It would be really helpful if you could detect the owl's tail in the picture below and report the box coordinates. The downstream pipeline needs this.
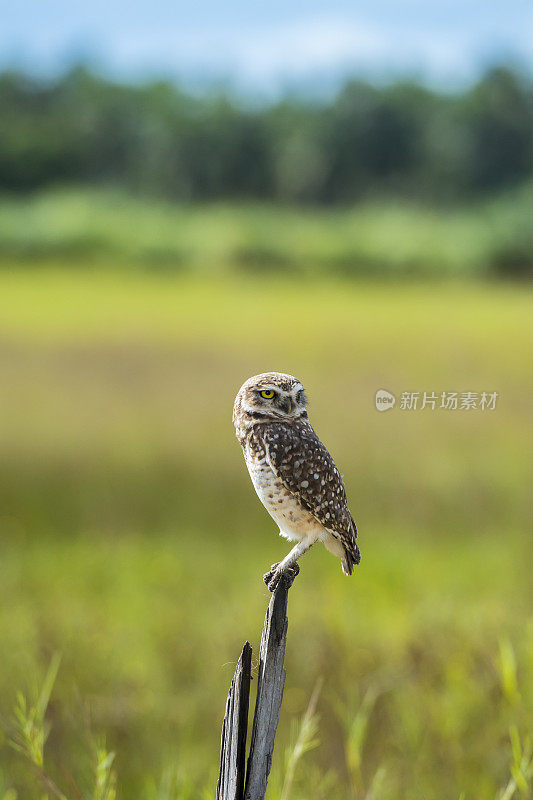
[341,517,361,576]
[341,542,361,576]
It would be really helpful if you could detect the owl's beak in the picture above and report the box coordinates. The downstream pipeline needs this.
[280,396,294,414]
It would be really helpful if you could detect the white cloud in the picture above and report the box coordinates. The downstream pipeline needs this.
[235,18,390,77]
[107,13,532,86]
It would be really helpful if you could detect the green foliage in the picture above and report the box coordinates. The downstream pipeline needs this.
[498,727,532,800]
[11,654,61,770]
[93,745,116,800]
[343,687,381,794]
[279,682,321,800]
[0,66,532,202]
[500,640,521,707]
[6,658,118,800]
[1,184,533,277]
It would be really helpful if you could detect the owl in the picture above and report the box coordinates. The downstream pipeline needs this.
[233,372,360,591]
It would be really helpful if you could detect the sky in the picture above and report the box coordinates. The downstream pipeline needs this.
[1,0,532,94]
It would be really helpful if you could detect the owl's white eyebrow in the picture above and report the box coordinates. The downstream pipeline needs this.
[255,386,302,395]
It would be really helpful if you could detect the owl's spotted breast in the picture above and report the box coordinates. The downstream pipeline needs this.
[245,438,323,542]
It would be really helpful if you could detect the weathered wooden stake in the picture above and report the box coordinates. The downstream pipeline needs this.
[216,641,252,800]
[216,574,292,800]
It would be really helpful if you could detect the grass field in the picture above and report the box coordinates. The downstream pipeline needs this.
[1,186,533,278]
[0,269,531,799]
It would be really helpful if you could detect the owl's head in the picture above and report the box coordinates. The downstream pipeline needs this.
[233,372,308,428]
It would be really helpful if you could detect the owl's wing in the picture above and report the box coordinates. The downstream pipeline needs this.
[262,422,360,572]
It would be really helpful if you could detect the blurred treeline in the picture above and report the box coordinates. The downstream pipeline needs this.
[1,64,533,203]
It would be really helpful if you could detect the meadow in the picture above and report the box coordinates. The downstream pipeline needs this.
[1,185,533,278]
[0,268,531,799]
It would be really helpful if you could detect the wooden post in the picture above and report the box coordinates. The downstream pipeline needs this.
[216,574,293,800]
[244,576,290,800]
[216,642,252,800]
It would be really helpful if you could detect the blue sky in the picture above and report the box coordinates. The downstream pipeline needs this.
[2,0,532,93]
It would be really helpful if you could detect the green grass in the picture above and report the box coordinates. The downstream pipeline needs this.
[1,186,533,277]
[0,270,531,799]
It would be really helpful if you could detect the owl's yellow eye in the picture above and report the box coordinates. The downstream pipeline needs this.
[260,389,275,399]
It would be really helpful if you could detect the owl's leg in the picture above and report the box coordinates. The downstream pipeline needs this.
[263,539,313,592]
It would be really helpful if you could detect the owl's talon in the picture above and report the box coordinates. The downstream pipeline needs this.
[263,565,280,591]
[263,562,300,592]
[284,563,300,586]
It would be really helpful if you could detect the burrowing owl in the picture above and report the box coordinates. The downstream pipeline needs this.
[233,372,360,591]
